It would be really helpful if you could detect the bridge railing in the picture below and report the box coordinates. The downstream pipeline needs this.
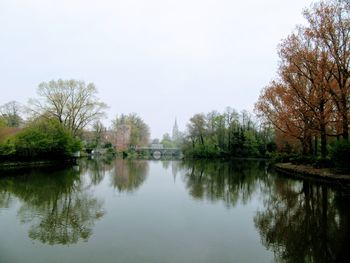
[136,147,180,151]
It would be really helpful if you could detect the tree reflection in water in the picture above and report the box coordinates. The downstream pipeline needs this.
[0,191,12,210]
[254,175,350,263]
[79,155,115,186]
[1,159,349,260]
[179,160,350,262]
[0,167,105,245]
[110,159,149,193]
[180,160,268,208]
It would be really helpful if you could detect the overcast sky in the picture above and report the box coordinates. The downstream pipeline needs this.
[0,0,309,138]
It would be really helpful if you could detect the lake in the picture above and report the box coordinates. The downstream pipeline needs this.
[0,158,349,263]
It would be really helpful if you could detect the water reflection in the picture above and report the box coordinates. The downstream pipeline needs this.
[0,191,12,209]
[179,160,268,207]
[254,176,350,262]
[179,160,350,262]
[1,158,349,262]
[79,155,115,185]
[161,160,171,170]
[110,159,149,193]
[0,167,105,245]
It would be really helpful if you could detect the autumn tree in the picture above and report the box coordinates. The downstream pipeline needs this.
[256,80,315,154]
[278,28,334,157]
[30,79,107,136]
[256,0,350,158]
[304,0,350,140]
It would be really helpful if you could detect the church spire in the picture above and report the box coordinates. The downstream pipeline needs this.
[172,118,179,142]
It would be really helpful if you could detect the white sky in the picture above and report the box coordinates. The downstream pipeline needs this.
[0,0,309,138]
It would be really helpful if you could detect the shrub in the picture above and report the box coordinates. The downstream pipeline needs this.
[184,144,219,159]
[270,152,297,163]
[330,140,350,173]
[0,139,16,158]
[14,118,81,159]
[104,142,113,148]
[290,155,314,165]
[312,157,333,169]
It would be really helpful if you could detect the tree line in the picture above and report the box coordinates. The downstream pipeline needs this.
[255,0,350,170]
[179,0,350,169]
[181,108,275,158]
[2,1,349,166]
[0,79,150,160]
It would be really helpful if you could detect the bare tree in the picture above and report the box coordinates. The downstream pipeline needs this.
[30,79,108,136]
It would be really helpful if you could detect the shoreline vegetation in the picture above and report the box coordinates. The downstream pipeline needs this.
[1,2,350,184]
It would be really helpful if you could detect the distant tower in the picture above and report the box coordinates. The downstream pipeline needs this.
[172,118,179,142]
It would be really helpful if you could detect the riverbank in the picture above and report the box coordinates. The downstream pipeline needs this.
[0,159,77,171]
[275,163,350,184]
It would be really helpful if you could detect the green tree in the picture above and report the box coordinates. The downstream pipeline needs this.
[91,120,106,148]
[14,118,81,158]
[30,79,108,136]
[183,109,271,158]
[0,101,23,127]
[187,113,207,146]
[161,133,176,148]
[112,113,150,147]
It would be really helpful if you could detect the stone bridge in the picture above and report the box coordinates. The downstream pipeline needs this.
[135,146,182,159]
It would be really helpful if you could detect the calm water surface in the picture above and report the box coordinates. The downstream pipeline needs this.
[0,158,349,263]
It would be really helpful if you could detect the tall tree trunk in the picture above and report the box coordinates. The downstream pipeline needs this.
[320,130,327,158]
[319,99,328,158]
[314,135,318,156]
[341,110,349,140]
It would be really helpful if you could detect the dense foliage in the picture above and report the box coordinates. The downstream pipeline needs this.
[330,140,350,173]
[182,108,275,158]
[0,118,81,160]
[0,79,110,161]
[255,0,350,171]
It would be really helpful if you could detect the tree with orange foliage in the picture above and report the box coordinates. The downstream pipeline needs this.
[278,29,334,157]
[304,0,350,140]
[256,0,350,158]
[256,80,315,155]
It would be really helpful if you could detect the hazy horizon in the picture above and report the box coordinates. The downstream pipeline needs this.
[0,0,308,138]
